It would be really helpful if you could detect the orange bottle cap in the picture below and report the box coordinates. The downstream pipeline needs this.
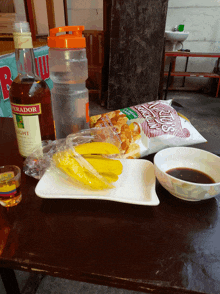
[48,26,86,48]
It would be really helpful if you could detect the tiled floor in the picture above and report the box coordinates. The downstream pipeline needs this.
[0,269,148,294]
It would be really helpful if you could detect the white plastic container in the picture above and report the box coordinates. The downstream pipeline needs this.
[48,26,89,139]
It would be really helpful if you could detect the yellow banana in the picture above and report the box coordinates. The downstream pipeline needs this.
[83,155,123,175]
[100,173,119,183]
[53,151,114,190]
[74,142,120,155]
[53,142,123,190]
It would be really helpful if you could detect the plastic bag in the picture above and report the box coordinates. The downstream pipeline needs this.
[90,99,207,158]
[23,127,123,190]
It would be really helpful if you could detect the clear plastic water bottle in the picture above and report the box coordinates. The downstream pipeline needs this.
[48,26,89,139]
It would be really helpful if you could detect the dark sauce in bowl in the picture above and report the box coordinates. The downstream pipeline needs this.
[166,168,215,184]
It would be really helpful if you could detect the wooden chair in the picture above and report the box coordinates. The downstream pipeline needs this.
[84,30,104,104]
[23,0,105,104]
[0,13,16,35]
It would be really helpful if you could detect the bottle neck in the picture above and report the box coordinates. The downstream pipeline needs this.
[15,48,37,77]
[13,31,37,78]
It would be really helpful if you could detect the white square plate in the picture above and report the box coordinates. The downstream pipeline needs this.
[35,159,159,206]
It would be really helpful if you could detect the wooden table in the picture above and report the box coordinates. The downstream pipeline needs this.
[164,51,220,99]
[1,115,220,294]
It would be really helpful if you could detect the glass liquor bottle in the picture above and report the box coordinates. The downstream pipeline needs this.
[9,21,55,158]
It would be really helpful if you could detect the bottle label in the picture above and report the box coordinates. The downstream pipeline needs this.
[11,103,41,115]
[13,32,33,49]
[0,172,17,197]
[11,103,42,157]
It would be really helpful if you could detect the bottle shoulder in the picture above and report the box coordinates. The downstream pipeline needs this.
[9,75,51,103]
[11,75,49,90]
[13,74,47,84]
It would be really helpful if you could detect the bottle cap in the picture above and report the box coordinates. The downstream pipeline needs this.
[48,26,86,48]
[14,21,30,33]
[13,21,33,49]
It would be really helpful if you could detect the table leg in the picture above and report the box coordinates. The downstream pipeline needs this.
[0,267,21,294]
[217,57,220,70]
[182,56,189,87]
[215,58,220,98]
[216,77,220,97]
[164,61,172,100]
[169,57,176,87]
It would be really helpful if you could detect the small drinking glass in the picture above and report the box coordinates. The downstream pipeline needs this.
[0,165,22,207]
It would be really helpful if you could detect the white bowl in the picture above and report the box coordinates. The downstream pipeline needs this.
[154,147,220,201]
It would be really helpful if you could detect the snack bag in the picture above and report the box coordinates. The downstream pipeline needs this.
[90,100,207,158]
